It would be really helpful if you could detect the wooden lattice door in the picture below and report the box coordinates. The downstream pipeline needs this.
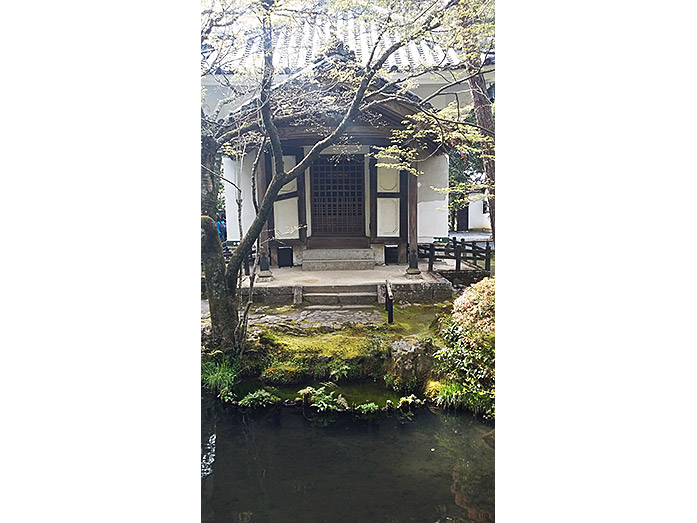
[310,155,365,237]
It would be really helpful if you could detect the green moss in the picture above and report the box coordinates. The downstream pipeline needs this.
[257,330,280,347]
[261,362,307,384]
[272,330,368,358]
[386,302,451,338]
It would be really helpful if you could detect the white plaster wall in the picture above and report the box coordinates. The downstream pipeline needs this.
[377,159,400,192]
[273,155,300,239]
[410,69,494,110]
[274,197,300,239]
[377,157,400,237]
[279,156,297,194]
[417,154,449,242]
[377,198,400,236]
[468,195,491,230]
[222,153,256,241]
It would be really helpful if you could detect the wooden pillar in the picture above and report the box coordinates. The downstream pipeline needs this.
[408,172,418,255]
[399,170,408,263]
[296,151,307,244]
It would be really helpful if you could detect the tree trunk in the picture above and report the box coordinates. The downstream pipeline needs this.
[201,216,238,350]
[465,55,495,239]
[201,135,220,220]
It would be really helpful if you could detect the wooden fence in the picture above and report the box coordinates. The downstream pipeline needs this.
[418,238,493,273]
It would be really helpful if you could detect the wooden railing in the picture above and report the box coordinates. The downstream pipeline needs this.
[418,238,493,273]
[224,241,257,275]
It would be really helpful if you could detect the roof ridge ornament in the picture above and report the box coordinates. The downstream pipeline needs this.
[316,35,356,63]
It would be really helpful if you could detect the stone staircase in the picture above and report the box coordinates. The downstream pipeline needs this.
[302,284,377,305]
[302,248,375,271]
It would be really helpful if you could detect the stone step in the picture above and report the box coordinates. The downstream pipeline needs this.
[302,259,375,271]
[302,248,375,261]
[304,304,377,310]
[303,292,377,305]
[304,284,377,294]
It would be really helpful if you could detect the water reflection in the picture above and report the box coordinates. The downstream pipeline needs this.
[201,434,216,478]
[202,401,494,522]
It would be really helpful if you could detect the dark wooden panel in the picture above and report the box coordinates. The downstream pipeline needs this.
[310,155,365,237]
[369,151,377,240]
[275,191,298,202]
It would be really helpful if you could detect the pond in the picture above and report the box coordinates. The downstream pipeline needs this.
[202,394,495,523]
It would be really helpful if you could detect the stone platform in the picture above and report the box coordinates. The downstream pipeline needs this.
[237,259,460,304]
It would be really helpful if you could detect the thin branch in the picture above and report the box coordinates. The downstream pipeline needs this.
[201,163,241,191]
[421,67,494,104]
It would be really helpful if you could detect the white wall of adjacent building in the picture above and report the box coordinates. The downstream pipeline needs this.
[417,154,449,242]
[468,195,491,230]
[222,154,256,242]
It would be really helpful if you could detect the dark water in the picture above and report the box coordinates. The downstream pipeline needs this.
[202,393,494,523]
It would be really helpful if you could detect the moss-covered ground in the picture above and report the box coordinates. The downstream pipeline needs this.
[239,302,450,389]
[203,300,454,405]
[256,301,451,351]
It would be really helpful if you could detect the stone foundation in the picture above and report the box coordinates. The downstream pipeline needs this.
[437,269,489,288]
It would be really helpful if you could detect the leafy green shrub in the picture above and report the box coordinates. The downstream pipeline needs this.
[355,402,379,415]
[238,389,281,409]
[219,387,236,403]
[298,385,317,405]
[434,277,495,418]
[452,277,495,328]
[297,385,348,412]
[328,361,351,381]
[434,382,495,419]
[201,356,241,395]
[328,359,364,381]
[261,362,307,384]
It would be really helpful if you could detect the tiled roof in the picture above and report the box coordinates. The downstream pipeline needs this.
[219,14,464,73]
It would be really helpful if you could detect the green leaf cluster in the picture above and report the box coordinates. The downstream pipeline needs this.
[238,389,281,409]
[434,277,495,418]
